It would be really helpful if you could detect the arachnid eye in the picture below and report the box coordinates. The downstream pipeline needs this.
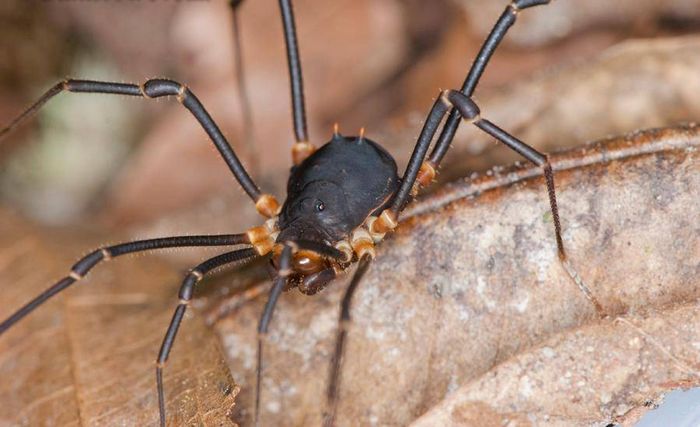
[315,200,325,212]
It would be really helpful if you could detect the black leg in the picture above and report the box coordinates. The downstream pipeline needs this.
[384,88,565,259]
[443,90,565,259]
[0,79,282,216]
[278,0,308,144]
[390,0,553,214]
[0,234,250,336]
[228,0,312,165]
[323,254,372,427]
[156,247,258,427]
[389,96,451,213]
[383,0,564,259]
[255,244,293,427]
[429,0,551,165]
[0,82,64,141]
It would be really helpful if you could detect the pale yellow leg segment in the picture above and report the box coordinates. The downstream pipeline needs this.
[255,194,281,218]
[411,161,437,196]
[247,218,279,256]
[368,210,398,236]
[350,228,375,259]
[292,142,316,165]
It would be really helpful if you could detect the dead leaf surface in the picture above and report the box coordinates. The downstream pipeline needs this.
[0,210,238,426]
[412,301,700,426]
[209,125,699,426]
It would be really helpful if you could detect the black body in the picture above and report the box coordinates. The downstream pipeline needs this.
[277,135,399,244]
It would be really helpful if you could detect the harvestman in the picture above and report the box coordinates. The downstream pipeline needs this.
[0,0,569,425]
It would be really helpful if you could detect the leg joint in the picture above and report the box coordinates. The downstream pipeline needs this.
[291,142,316,165]
[142,79,184,99]
[255,194,281,218]
[176,85,187,103]
[446,90,481,123]
[351,229,376,260]
[411,161,437,196]
[513,0,550,11]
[368,210,398,235]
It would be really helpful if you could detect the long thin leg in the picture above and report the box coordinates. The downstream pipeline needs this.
[278,0,308,144]
[255,244,293,427]
[0,79,280,217]
[387,0,553,217]
[380,88,565,260]
[0,234,249,335]
[0,82,64,141]
[323,254,372,427]
[156,247,258,427]
[277,0,318,164]
[429,0,551,165]
[389,96,451,213]
[224,0,313,164]
[443,90,564,258]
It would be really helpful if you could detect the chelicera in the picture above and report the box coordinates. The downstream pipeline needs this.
[0,0,567,425]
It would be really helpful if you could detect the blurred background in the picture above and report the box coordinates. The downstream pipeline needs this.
[1,0,700,251]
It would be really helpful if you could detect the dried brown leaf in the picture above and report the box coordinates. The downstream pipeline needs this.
[0,210,238,426]
[210,125,699,426]
[412,302,700,426]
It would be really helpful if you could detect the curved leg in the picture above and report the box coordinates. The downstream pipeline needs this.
[383,89,565,259]
[379,2,563,259]
[429,0,551,165]
[323,254,372,427]
[0,234,250,336]
[0,79,280,217]
[156,247,258,427]
[440,90,564,259]
[379,0,554,224]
